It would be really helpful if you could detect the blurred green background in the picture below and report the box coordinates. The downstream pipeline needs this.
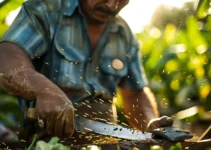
[0,0,211,135]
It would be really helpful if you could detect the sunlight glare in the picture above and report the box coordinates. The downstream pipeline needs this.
[120,0,195,33]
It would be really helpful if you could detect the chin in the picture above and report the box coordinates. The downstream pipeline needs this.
[93,16,113,24]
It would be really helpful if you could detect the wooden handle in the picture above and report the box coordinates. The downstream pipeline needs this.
[27,108,38,120]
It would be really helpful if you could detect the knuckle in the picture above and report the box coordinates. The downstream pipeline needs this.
[64,129,74,138]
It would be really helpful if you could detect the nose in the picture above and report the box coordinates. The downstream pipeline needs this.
[105,0,119,11]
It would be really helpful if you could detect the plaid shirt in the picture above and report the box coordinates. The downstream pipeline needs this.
[1,0,148,104]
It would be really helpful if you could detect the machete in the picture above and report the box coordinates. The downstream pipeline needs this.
[74,116,152,140]
[27,108,193,141]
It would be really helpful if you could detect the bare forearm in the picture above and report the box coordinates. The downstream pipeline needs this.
[0,42,60,101]
[119,87,159,131]
[0,68,60,100]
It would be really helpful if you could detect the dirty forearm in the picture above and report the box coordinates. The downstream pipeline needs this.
[0,42,60,101]
[120,87,159,131]
[0,68,60,101]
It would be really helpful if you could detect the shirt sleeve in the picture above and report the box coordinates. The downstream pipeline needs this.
[1,1,50,59]
[118,38,149,90]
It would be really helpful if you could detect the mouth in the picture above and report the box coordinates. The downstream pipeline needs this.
[95,10,112,17]
[95,6,117,16]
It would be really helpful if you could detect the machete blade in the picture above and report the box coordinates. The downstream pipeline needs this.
[74,116,152,140]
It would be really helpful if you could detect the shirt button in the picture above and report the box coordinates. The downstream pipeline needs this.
[112,59,124,70]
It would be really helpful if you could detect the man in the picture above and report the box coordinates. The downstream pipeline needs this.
[0,0,173,143]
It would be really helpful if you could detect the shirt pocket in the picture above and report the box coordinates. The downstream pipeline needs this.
[55,42,86,62]
[99,57,128,77]
[53,41,86,88]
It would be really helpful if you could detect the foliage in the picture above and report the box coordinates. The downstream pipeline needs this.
[169,143,182,150]
[26,135,103,150]
[0,0,23,37]
[150,2,195,30]
[150,143,182,150]
[196,0,210,19]
[150,145,164,150]
[134,0,211,121]
[0,90,21,125]
[27,136,70,150]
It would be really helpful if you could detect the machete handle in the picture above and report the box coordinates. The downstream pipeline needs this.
[27,108,38,121]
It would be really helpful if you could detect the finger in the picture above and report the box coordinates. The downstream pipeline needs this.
[146,120,160,132]
[36,113,46,129]
[54,116,65,138]
[46,115,55,135]
[64,117,74,138]
[159,116,173,127]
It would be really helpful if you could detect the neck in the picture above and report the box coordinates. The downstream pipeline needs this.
[87,22,106,31]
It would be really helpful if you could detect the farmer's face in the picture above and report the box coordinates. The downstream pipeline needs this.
[79,0,129,24]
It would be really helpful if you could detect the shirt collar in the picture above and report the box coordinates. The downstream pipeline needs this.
[108,15,127,33]
[63,0,79,16]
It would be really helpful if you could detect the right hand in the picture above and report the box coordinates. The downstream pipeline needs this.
[35,88,75,139]
[145,116,173,132]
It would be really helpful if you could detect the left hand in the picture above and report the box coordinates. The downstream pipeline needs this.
[145,116,173,132]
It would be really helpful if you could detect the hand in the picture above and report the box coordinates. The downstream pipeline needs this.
[35,88,75,139]
[145,116,173,132]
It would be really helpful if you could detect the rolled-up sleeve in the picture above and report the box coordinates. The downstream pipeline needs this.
[118,40,148,90]
[1,1,50,59]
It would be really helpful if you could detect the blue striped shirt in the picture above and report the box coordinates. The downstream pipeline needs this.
[1,0,148,104]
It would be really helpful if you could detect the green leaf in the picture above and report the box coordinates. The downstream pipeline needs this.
[186,16,208,51]
[27,134,38,150]
[169,143,182,150]
[196,0,210,19]
[35,141,53,150]
[52,144,70,150]
[48,137,60,145]
[0,0,24,22]
[150,145,164,150]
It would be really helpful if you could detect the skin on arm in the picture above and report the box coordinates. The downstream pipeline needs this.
[0,42,75,138]
[119,86,173,132]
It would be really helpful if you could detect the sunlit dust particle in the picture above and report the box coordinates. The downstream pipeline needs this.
[108,100,112,103]
[20,140,26,142]
[121,122,129,126]
[87,105,91,108]
[98,111,103,114]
